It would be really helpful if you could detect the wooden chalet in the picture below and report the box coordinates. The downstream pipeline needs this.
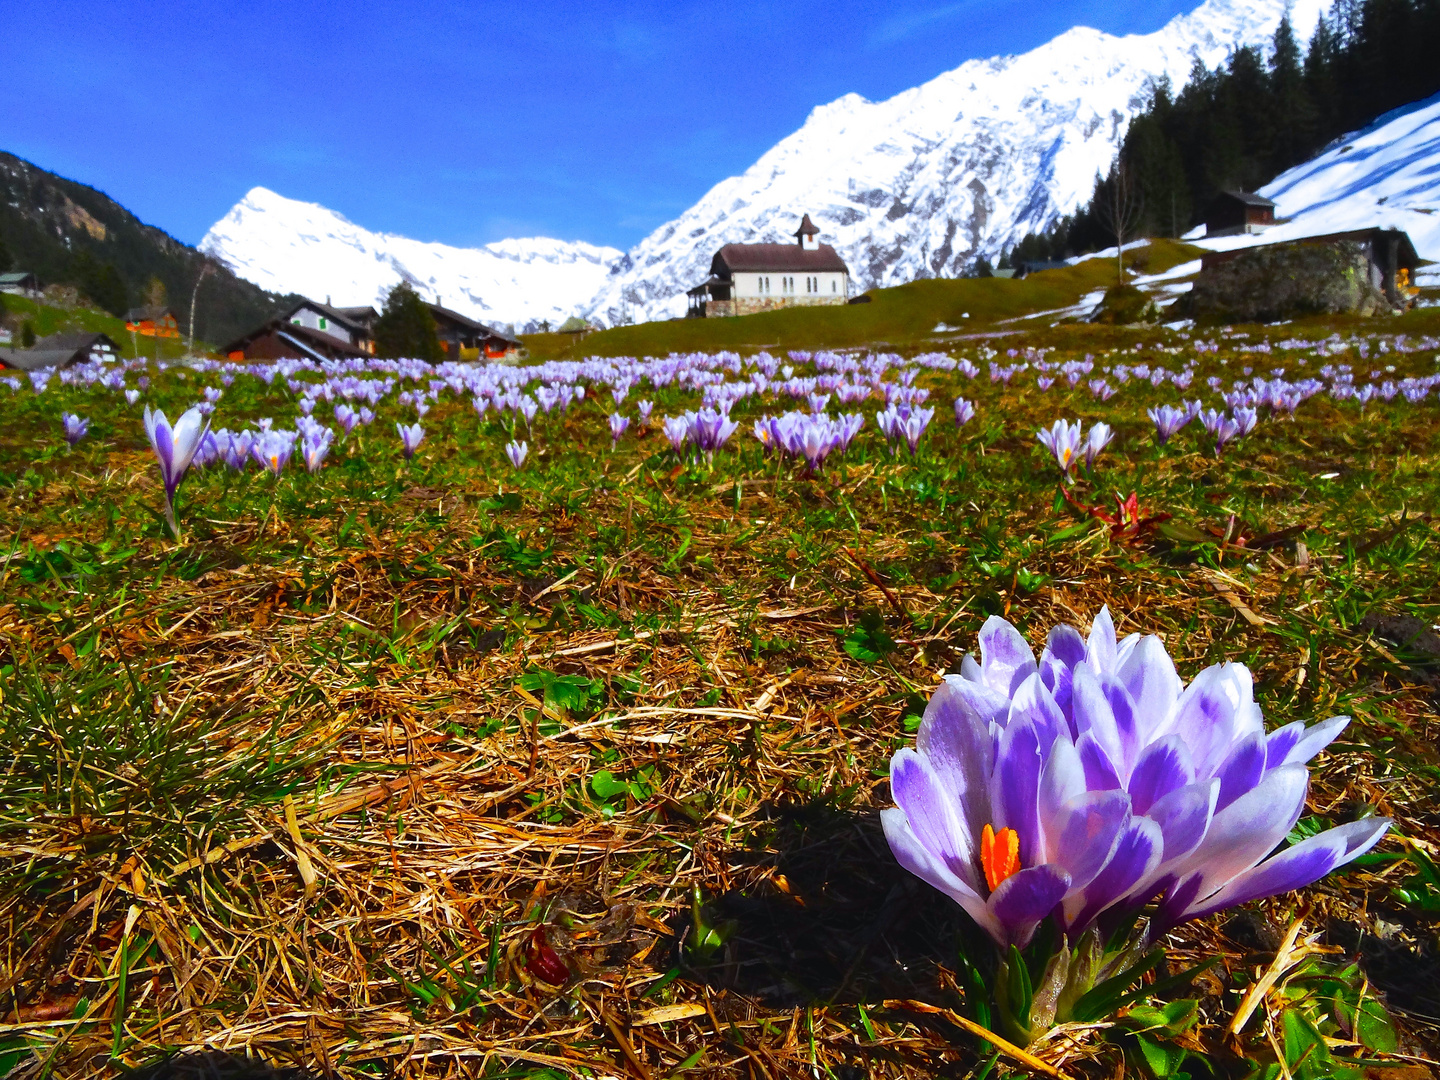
[427,302,522,362]
[221,317,373,363]
[0,271,41,297]
[281,298,376,354]
[1204,191,1277,238]
[0,331,119,371]
[125,306,181,338]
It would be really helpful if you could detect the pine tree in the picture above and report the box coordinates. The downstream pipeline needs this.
[374,282,443,362]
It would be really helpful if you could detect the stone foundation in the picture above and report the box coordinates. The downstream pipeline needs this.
[703,296,846,318]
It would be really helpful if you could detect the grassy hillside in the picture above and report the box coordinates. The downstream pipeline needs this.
[2,294,204,361]
[0,151,300,345]
[522,240,1201,359]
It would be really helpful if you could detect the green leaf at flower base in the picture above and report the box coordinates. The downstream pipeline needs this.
[1353,997,1398,1053]
[842,610,896,663]
[1282,1007,1336,1079]
[1132,1032,1192,1078]
[1124,999,1200,1037]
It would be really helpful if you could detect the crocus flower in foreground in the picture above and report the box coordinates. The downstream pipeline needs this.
[144,405,209,538]
[1036,419,1083,477]
[505,440,528,469]
[397,422,425,461]
[884,608,1388,1035]
[953,397,975,428]
[663,415,690,456]
[61,413,89,446]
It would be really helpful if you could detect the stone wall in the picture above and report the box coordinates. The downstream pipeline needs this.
[704,296,846,318]
[1181,241,1392,323]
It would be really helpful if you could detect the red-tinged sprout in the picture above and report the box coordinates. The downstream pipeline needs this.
[524,926,569,985]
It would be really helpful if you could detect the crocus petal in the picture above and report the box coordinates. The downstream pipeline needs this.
[1118,635,1183,743]
[1167,662,1259,777]
[1049,789,1131,891]
[994,718,1045,866]
[890,749,977,885]
[1037,735,1085,856]
[1086,606,1118,674]
[1063,816,1163,934]
[978,616,1038,696]
[1127,736,1195,815]
[1147,779,1219,865]
[881,809,1002,943]
[1181,817,1390,923]
[1007,673,1066,753]
[917,681,995,852]
[1076,731,1121,791]
[1165,765,1309,906]
[989,864,1071,945]
[1270,715,1349,770]
[170,406,208,475]
[1214,733,1267,812]
[1072,665,1137,781]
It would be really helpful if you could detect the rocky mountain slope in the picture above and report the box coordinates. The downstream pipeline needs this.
[0,152,294,344]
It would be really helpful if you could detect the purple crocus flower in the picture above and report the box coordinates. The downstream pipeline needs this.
[143,405,209,538]
[396,421,425,461]
[884,607,1388,960]
[900,405,934,455]
[301,428,333,473]
[1200,408,1242,457]
[1147,404,1191,445]
[334,404,360,435]
[637,400,654,426]
[125,389,141,406]
[505,440,528,469]
[1082,422,1113,470]
[61,413,89,446]
[608,412,630,446]
[251,429,297,476]
[1036,419,1083,477]
[663,415,690,455]
[953,397,975,427]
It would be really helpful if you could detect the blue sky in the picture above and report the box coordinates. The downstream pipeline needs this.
[6,0,1199,251]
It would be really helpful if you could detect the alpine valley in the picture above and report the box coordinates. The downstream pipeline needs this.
[204,0,1347,329]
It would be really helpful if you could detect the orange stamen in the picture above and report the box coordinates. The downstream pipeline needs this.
[980,823,1021,892]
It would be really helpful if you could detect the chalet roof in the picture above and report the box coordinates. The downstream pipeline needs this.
[1214,190,1277,208]
[793,214,820,237]
[0,272,37,286]
[125,305,178,322]
[333,305,379,325]
[284,298,372,337]
[712,243,849,275]
[687,275,728,296]
[427,302,521,346]
[0,348,85,371]
[221,317,372,361]
[35,331,117,353]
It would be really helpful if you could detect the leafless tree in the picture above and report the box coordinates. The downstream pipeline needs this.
[187,259,217,356]
[1094,159,1145,284]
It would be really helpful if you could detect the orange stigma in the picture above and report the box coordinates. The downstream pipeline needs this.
[980,824,1021,892]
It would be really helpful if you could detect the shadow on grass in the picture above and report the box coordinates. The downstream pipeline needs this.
[691,800,972,1009]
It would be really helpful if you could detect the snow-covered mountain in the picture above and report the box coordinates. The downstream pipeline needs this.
[201,187,622,330]
[585,0,1333,324]
[207,0,1336,328]
[1191,89,1440,260]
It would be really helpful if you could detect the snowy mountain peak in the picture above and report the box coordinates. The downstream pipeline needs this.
[201,186,622,330]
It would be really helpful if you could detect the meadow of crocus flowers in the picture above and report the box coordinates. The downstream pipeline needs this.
[1,321,1438,1079]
